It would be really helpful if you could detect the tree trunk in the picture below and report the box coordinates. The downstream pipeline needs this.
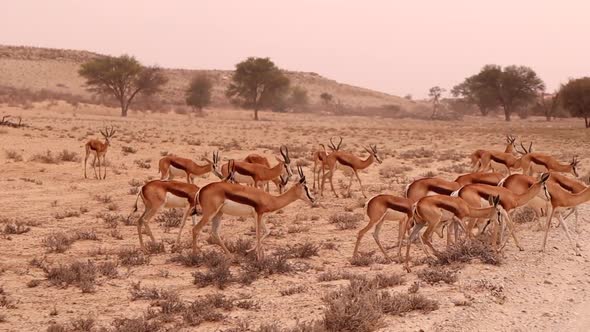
[503,106,511,121]
[120,98,128,117]
[585,116,589,128]
[254,108,259,121]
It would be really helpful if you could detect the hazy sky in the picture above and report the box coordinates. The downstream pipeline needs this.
[2,0,589,97]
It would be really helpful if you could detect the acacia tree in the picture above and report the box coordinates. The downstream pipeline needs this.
[453,65,544,121]
[79,55,167,117]
[451,74,500,116]
[289,86,309,109]
[428,86,445,119]
[320,92,333,105]
[536,91,560,121]
[225,57,290,120]
[559,77,590,128]
[186,74,213,113]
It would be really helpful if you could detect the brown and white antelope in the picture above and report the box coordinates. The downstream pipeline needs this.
[84,126,116,180]
[520,153,580,177]
[312,136,342,191]
[353,194,413,261]
[477,142,532,175]
[541,180,590,256]
[191,166,315,260]
[470,135,517,172]
[454,172,505,187]
[129,160,236,251]
[405,195,503,272]
[158,152,221,184]
[218,146,293,192]
[499,172,587,230]
[453,173,550,251]
[321,144,382,198]
[243,153,282,192]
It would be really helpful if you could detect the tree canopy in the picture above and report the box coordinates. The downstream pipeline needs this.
[452,65,544,121]
[185,74,213,113]
[559,77,590,128]
[225,57,290,120]
[78,55,167,117]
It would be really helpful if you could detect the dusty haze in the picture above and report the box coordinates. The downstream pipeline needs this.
[2,1,589,98]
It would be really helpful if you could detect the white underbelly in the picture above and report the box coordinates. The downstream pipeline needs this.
[168,165,188,179]
[221,200,256,217]
[164,192,188,208]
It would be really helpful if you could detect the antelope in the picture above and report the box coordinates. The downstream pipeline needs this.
[405,178,460,202]
[190,166,315,260]
[321,144,383,198]
[405,172,505,203]
[470,135,517,172]
[541,180,590,256]
[404,195,503,272]
[453,173,551,251]
[84,126,116,180]
[477,142,532,175]
[218,146,293,191]
[353,194,413,261]
[128,160,236,251]
[158,152,221,184]
[243,153,282,192]
[520,153,580,177]
[454,172,505,187]
[500,173,586,230]
[312,137,342,191]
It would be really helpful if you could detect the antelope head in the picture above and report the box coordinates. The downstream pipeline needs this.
[516,142,533,155]
[364,144,382,164]
[99,126,116,145]
[279,145,294,179]
[506,134,517,149]
[286,166,315,205]
[328,136,343,151]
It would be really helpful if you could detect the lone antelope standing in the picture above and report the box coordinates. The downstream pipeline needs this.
[158,152,221,184]
[321,144,382,198]
[312,137,342,191]
[470,135,517,172]
[191,166,315,260]
[84,126,116,180]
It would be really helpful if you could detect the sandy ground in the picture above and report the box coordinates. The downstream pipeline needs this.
[1,105,589,331]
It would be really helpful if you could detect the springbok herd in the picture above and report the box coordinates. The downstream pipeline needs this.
[84,129,588,272]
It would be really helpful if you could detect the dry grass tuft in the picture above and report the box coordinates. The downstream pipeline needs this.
[192,260,232,290]
[275,241,320,259]
[154,208,183,228]
[380,291,439,315]
[329,212,363,230]
[117,247,151,266]
[5,149,23,162]
[434,240,501,266]
[512,206,536,224]
[417,266,458,284]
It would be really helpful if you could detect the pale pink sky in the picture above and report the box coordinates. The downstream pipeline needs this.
[1,0,589,98]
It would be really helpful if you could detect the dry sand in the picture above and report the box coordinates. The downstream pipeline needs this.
[1,104,589,331]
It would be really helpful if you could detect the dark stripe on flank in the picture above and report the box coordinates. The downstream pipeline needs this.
[168,187,191,200]
[225,192,259,210]
[490,154,507,164]
[234,164,257,177]
[436,201,461,216]
[530,156,548,167]
[336,157,354,168]
[386,201,411,214]
[427,185,454,195]
[170,159,187,172]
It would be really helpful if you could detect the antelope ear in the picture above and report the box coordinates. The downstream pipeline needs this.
[540,172,550,182]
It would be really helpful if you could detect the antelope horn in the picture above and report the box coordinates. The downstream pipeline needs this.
[527,142,532,153]
[336,136,343,150]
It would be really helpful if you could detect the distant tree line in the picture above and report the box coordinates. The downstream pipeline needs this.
[77,55,590,126]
